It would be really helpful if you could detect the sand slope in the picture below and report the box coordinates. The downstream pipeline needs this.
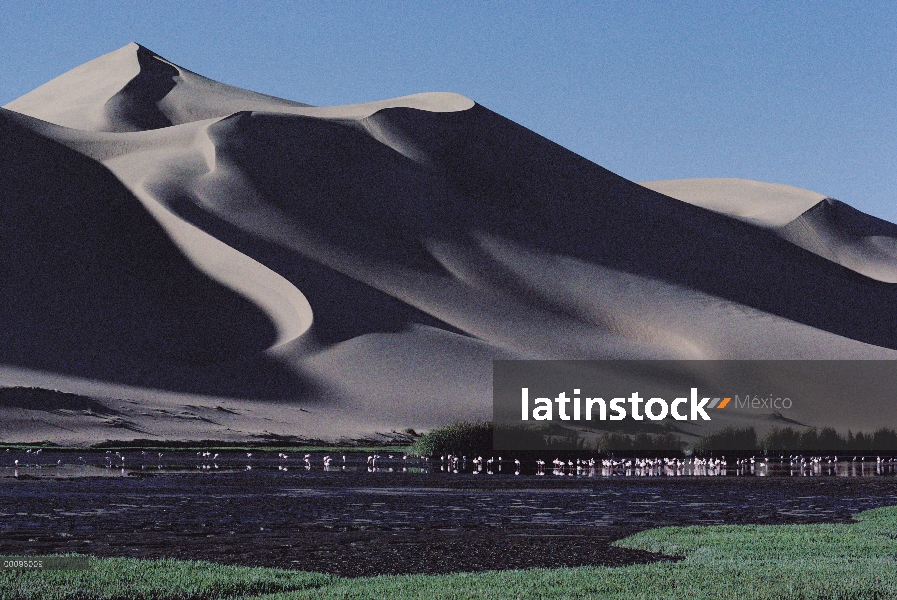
[4,43,310,132]
[643,178,897,283]
[1,44,896,444]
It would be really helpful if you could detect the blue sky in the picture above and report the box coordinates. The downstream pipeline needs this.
[2,1,895,221]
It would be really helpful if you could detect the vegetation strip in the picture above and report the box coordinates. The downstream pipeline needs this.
[4,506,897,599]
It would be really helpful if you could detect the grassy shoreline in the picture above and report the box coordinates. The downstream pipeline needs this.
[3,506,897,599]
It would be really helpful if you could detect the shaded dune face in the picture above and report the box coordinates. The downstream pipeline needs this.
[206,112,456,275]
[198,106,897,352]
[156,201,465,346]
[104,45,178,131]
[640,178,897,285]
[0,112,304,397]
[779,199,897,284]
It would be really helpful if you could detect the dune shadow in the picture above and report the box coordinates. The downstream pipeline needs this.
[0,110,307,399]
[103,45,177,132]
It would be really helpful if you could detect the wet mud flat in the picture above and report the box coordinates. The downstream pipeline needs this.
[1,469,896,577]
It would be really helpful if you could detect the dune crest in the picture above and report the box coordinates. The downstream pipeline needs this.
[4,43,310,132]
[643,178,897,283]
[4,43,474,133]
[639,178,826,227]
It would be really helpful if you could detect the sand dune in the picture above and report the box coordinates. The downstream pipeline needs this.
[1,43,896,444]
[4,43,310,132]
[0,109,307,398]
[643,178,897,283]
[639,178,826,227]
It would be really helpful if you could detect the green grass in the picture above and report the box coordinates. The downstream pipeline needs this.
[5,507,897,599]
[0,557,334,600]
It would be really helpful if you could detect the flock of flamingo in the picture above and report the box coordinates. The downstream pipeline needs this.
[3,448,897,477]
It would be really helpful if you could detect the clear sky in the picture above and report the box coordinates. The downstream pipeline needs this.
[2,1,895,221]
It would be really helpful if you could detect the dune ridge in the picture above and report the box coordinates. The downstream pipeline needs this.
[4,43,311,132]
[643,178,897,283]
[1,44,895,444]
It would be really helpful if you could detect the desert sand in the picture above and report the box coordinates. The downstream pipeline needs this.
[2,43,896,444]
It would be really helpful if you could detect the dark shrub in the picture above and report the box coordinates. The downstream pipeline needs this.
[410,421,493,457]
[692,426,757,456]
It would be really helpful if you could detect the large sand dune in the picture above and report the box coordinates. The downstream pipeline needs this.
[2,44,895,444]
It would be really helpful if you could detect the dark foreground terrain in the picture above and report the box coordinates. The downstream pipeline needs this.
[1,454,895,577]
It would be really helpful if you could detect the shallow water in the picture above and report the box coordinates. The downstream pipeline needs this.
[0,452,895,531]
[2,451,896,575]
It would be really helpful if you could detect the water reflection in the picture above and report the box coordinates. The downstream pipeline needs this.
[1,449,896,479]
